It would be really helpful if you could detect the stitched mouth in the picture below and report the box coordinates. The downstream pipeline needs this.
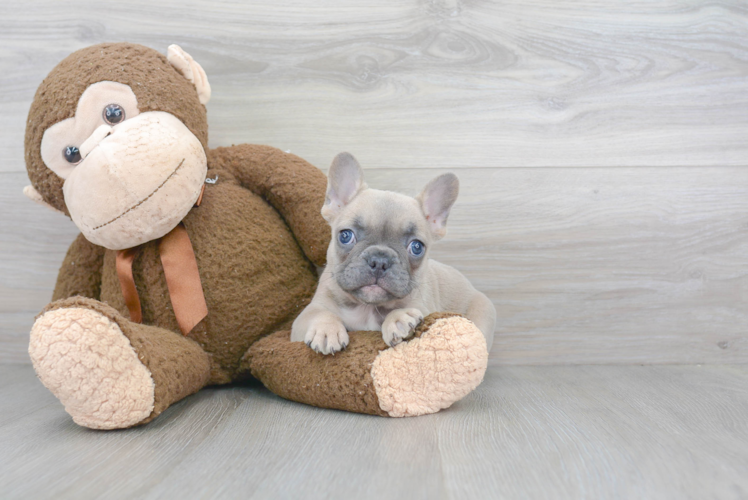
[92,158,185,231]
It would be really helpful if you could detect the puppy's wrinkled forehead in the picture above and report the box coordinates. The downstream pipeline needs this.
[336,189,428,240]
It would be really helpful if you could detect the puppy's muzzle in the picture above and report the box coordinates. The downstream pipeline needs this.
[362,246,397,279]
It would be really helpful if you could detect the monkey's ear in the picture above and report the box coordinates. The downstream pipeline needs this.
[167,44,211,105]
[23,185,65,216]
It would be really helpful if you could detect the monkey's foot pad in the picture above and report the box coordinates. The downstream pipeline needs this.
[371,314,488,417]
[247,312,488,417]
[29,307,155,429]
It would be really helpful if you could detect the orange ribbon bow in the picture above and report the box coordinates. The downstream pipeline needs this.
[115,185,208,335]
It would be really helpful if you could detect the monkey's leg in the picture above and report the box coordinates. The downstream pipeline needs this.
[29,297,211,429]
[243,313,488,417]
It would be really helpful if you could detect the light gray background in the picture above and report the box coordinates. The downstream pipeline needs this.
[1,1,747,498]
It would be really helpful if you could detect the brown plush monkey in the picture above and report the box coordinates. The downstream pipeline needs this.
[25,43,488,429]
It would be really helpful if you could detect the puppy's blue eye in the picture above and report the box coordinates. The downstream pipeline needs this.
[339,229,355,245]
[409,240,425,256]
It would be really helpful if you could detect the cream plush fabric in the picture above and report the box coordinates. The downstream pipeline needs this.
[371,316,488,417]
[29,307,156,429]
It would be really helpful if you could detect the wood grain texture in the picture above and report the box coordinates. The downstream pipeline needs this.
[0,172,79,364]
[4,3,748,498]
[2,0,748,364]
[1,362,747,499]
[1,0,748,172]
[3,166,747,364]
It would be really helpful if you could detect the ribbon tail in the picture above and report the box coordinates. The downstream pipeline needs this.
[116,247,143,323]
[159,223,208,335]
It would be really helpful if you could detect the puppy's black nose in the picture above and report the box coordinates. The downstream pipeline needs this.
[366,253,391,278]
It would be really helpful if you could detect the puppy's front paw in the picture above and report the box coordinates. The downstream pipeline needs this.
[382,308,424,347]
[304,319,349,355]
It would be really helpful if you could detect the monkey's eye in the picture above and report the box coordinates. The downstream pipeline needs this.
[103,104,125,125]
[63,146,82,164]
[338,229,355,245]
[408,240,425,256]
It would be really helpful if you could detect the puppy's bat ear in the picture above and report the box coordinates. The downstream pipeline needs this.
[321,152,367,222]
[417,173,459,240]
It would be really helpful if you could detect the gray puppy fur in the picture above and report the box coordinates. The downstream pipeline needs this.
[291,152,496,355]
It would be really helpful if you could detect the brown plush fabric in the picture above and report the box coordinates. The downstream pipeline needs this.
[52,233,106,301]
[25,42,209,214]
[41,296,212,425]
[25,43,329,389]
[93,161,322,384]
[243,313,465,416]
[208,145,329,267]
[245,329,389,416]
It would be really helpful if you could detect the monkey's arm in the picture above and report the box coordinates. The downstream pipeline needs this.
[52,233,106,301]
[207,145,329,267]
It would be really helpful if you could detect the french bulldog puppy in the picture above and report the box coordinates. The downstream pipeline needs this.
[291,152,496,355]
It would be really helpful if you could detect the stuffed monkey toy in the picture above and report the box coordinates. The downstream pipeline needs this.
[24,43,488,429]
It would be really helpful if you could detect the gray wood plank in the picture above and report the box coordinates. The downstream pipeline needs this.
[3,167,747,364]
[2,1,748,364]
[1,363,746,499]
[0,171,79,364]
[2,0,748,173]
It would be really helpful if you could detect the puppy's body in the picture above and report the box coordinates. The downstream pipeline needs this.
[291,155,496,354]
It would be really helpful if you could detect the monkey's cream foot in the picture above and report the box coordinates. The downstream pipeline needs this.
[304,318,349,355]
[246,312,488,417]
[29,297,212,429]
[381,308,424,347]
[371,313,488,416]
[29,306,155,429]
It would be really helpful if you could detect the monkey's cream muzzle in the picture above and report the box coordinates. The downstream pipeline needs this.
[63,111,207,250]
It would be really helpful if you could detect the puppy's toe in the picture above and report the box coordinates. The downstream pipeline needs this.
[403,308,424,326]
[388,322,411,347]
[305,323,349,355]
[382,308,424,347]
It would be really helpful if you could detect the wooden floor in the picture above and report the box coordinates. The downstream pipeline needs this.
[1,362,746,499]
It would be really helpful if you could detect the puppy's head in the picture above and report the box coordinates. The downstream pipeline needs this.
[322,152,459,305]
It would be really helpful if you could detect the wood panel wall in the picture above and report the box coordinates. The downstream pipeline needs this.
[1,0,747,364]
